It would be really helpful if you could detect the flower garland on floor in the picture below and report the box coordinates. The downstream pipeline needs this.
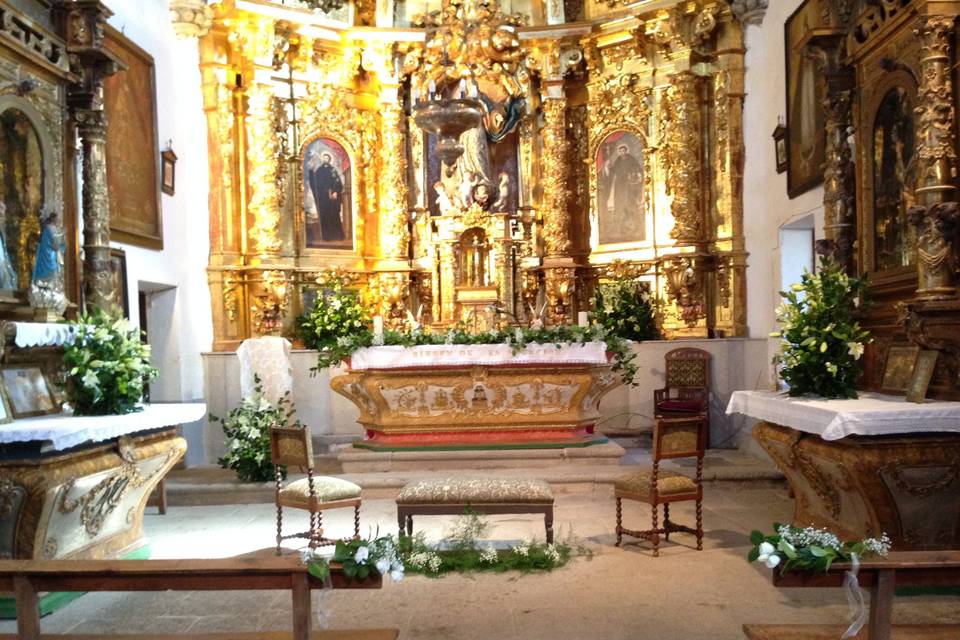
[771,257,870,399]
[303,512,588,581]
[748,523,890,573]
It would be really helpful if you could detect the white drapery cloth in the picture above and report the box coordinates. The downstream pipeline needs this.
[726,390,960,440]
[236,336,294,405]
[348,341,609,370]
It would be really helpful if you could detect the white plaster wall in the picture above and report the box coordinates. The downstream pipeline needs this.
[741,0,824,342]
[100,1,213,465]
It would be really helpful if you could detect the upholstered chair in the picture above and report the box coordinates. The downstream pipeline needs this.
[614,415,706,556]
[654,347,711,441]
[270,426,361,553]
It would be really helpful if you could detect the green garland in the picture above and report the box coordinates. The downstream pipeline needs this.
[748,522,890,574]
[307,324,638,387]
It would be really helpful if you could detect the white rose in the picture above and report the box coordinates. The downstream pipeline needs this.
[758,542,775,556]
[390,565,405,582]
[375,557,391,575]
[353,546,369,564]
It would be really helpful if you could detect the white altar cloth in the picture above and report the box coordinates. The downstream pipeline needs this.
[0,402,206,451]
[10,322,76,348]
[726,390,960,440]
[349,341,608,370]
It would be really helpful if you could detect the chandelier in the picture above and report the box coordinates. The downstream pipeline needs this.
[410,0,489,167]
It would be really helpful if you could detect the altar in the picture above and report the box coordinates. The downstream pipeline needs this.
[0,403,203,561]
[727,391,960,550]
[331,342,618,450]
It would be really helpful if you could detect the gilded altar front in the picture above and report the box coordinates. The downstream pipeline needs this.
[201,0,750,350]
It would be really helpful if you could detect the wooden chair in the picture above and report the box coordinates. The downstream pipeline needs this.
[614,415,705,556]
[654,347,711,441]
[270,426,362,553]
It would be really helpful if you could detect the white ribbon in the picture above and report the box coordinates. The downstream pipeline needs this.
[841,552,868,639]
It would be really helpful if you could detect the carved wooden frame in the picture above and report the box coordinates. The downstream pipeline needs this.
[297,132,359,255]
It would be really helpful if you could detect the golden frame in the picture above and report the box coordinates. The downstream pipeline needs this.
[906,350,938,403]
[298,133,357,254]
[881,343,921,395]
[0,366,57,418]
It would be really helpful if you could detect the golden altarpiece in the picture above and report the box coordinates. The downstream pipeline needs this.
[202,0,750,351]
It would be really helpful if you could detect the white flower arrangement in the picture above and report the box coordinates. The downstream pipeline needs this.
[749,523,890,574]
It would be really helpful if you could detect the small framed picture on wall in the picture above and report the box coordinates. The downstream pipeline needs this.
[161,148,177,196]
[773,122,787,174]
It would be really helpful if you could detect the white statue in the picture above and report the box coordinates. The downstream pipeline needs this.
[492,172,510,211]
[434,181,455,215]
[0,203,17,290]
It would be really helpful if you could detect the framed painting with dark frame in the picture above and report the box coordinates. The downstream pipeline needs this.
[772,122,787,174]
[906,350,938,403]
[0,367,57,418]
[108,248,130,318]
[103,25,163,249]
[161,148,177,196]
[784,0,826,198]
[880,343,920,395]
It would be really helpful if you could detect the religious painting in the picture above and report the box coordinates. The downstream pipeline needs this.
[103,26,163,249]
[0,107,43,292]
[0,367,56,418]
[785,0,826,198]
[871,86,917,272]
[881,343,920,395]
[161,148,177,196]
[596,130,645,245]
[303,136,353,249]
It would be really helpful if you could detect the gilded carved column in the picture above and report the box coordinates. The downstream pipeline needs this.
[663,72,703,245]
[910,15,959,300]
[379,102,410,261]
[245,84,282,256]
[540,96,575,324]
[75,110,116,312]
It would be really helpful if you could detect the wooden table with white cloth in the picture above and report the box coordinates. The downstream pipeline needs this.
[727,390,960,550]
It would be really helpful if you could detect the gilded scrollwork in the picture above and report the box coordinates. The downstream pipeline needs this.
[246,84,282,255]
[660,73,702,243]
[541,98,571,259]
[379,103,411,261]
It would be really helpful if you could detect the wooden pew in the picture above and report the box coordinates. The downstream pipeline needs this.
[0,556,399,640]
[743,550,960,640]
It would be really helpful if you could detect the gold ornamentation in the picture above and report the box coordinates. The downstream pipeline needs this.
[371,271,409,329]
[222,270,239,323]
[661,73,702,243]
[544,267,575,325]
[246,85,282,255]
[663,254,707,327]
[379,103,410,260]
[541,98,570,259]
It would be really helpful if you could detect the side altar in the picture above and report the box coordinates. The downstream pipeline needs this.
[727,391,960,551]
[331,342,618,450]
[0,403,204,561]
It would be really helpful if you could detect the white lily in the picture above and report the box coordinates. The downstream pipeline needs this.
[353,546,370,564]
[756,541,780,569]
[81,369,99,390]
[764,554,781,569]
[847,342,864,360]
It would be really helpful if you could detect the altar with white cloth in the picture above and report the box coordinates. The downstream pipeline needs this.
[727,390,960,550]
[0,403,204,561]
[331,342,618,450]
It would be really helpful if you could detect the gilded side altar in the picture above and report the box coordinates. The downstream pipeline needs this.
[200,0,749,349]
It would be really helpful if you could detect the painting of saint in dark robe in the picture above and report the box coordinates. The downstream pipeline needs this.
[597,131,645,245]
[303,137,352,249]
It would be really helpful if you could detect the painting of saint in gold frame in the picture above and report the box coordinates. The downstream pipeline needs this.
[303,136,352,250]
[784,0,825,198]
[596,130,645,245]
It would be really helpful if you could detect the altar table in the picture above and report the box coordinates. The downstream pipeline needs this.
[727,391,960,550]
[0,403,204,561]
[332,342,618,450]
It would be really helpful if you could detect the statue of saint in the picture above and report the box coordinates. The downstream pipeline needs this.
[307,151,345,242]
[29,209,67,313]
[0,202,18,290]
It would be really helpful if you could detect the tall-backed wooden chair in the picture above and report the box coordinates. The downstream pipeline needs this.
[270,426,362,553]
[654,347,710,441]
[614,415,706,556]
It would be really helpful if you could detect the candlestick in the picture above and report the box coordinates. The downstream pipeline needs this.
[577,311,589,327]
[373,315,384,346]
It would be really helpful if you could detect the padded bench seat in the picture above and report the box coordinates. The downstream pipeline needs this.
[396,477,555,543]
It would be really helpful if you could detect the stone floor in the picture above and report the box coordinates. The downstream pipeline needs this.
[3,483,957,639]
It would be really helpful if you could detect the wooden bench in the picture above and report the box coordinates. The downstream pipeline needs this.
[744,550,960,640]
[0,555,399,640]
[396,477,554,543]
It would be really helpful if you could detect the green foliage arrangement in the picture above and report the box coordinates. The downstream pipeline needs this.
[303,533,403,583]
[297,274,369,351]
[210,375,297,483]
[773,257,870,398]
[397,511,588,576]
[590,279,661,342]
[748,523,890,574]
[62,307,158,416]
[309,324,639,387]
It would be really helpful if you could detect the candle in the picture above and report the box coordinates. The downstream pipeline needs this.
[577,311,589,327]
[373,315,384,345]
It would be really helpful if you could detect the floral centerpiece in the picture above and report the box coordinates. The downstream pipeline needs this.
[303,534,404,583]
[62,307,158,416]
[749,523,891,574]
[772,257,870,398]
[297,274,369,353]
[210,375,300,483]
[590,278,661,342]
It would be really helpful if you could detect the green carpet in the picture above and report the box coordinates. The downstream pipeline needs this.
[353,437,609,452]
[0,544,152,619]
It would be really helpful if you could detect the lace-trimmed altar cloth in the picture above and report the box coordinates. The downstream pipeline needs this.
[0,403,206,451]
[236,336,293,405]
[726,390,960,440]
[7,322,76,348]
[348,341,608,370]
